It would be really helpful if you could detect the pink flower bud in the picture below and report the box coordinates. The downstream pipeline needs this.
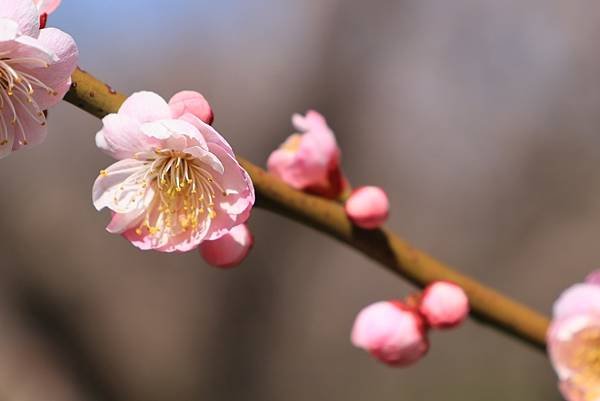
[419,281,469,329]
[267,111,346,199]
[169,90,214,125]
[344,186,389,229]
[199,224,254,268]
[351,301,429,366]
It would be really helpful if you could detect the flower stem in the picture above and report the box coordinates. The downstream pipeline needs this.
[64,67,550,351]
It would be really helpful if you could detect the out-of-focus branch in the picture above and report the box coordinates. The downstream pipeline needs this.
[63,68,550,351]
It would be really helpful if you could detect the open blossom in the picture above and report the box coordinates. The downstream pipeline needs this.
[199,223,253,268]
[267,110,346,199]
[351,301,429,366]
[344,186,389,229]
[0,0,78,158]
[548,271,600,401]
[93,91,254,252]
[419,281,469,329]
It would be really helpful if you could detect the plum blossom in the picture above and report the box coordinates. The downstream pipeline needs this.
[344,186,390,229]
[199,223,253,268]
[267,110,347,199]
[351,301,429,366]
[0,0,78,158]
[93,91,254,252]
[419,281,469,329]
[548,271,600,400]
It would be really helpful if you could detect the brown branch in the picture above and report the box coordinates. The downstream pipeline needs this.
[63,68,550,351]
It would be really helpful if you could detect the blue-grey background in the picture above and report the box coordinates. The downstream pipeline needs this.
[1,1,598,399]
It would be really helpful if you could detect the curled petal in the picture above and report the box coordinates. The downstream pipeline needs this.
[199,224,253,268]
[419,281,469,329]
[553,284,600,320]
[344,186,389,229]
[169,90,213,125]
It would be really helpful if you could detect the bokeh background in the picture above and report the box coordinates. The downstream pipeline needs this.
[1,0,598,399]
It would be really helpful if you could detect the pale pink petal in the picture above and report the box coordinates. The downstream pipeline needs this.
[559,380,586,401]
[25,27,78,109]
[92,159,150,213]
[169,90,213,124]
[106,209,145,234]
[140,119,207,151]
[199,224,253,268]
[118,91,172,123]
[35,0,61,15]
[205,143,254,240]
[96,114,155,159]
[351,301,429,367]
[178,113,233,156]
[553,284,600,320]
[419,281,469,329]
[0,18,18,42]
[10,105,47,151]
[344,186,390,229]
[0,0,39,38]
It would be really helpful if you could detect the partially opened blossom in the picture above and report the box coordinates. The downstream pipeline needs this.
[351,301,429,366]
[344,186,389,229]
[548,273,600,400]
[419,281,469,329]
[199,223,253,268]
[267,110,346,199]
[93,91,254,252]
[0,0,78,158]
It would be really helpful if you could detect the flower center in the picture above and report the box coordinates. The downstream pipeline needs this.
[570,326,600,399]
[0,55,57,147]
[136,150,226,236]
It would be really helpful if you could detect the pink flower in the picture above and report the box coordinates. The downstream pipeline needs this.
[351,301,429,366]
[419,281,469,329]
[267,110,346,199]
[199,223,253,268]
[33,0,61,16]
[0,0,78,158]
[548,275,600,400]
[93,91,254,253]
[344,186,390,229]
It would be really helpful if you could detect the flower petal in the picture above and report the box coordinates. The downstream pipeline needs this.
[140,119,207,150]
[92,159,151,214]
[169,90,213,124]
[0,18,18,42]
[35,0,61,15]
[553,284,600,320]
[178,113,234,156]
[96,113,155,159]
[118,91,171,123]
[26,27,78,109]
[0,0,39,38]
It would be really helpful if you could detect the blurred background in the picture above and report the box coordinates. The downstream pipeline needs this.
[1,0,599,399]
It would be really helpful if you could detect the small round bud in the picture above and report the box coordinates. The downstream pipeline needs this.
[344,186,389,229]
[419,281,469,329]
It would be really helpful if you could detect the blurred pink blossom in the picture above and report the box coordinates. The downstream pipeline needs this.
[0,0,78,157]
[344,186,389,229]
[351,301,428,366]
[93,91,254,252]
[267,110,346,199]
[548,272,600,400]
[199,223,253,268]
[419,281,469,329]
